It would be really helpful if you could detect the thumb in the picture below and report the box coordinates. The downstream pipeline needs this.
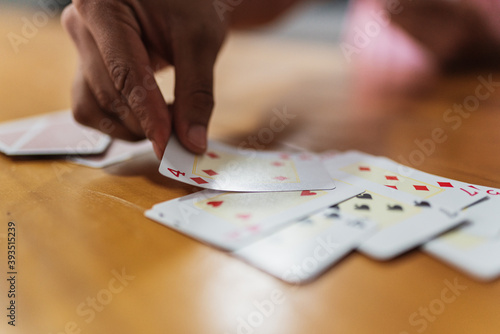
[173,29,224,154]
[174,73,214,154]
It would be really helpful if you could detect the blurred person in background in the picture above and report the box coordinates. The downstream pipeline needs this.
[61,0,500,157]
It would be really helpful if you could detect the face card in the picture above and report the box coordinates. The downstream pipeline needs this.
[424,197,500,281]
[234,207,377,283]
[145,181,363,251]
[325,151,488,214]
[68,139,152,168]
[159,136,336,192]
[0,110,111,156]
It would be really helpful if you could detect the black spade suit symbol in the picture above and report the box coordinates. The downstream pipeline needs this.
[356,193,373,200]
[415,201,431,207]
[387,204,404,211]
[325,212,340,219]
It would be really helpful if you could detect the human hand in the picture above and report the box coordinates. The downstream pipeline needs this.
[388,0,500,71]
[62,0,227,158]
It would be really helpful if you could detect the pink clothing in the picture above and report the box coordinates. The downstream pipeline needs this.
[343,0,500,74]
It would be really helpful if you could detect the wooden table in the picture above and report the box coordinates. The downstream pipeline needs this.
[1,6,500,334]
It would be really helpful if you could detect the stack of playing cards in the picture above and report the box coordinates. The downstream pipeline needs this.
[0,111,152,168]
[2,111,498,283]
[146,138,500,283]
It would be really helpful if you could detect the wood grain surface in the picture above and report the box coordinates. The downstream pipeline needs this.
[1,6,499,334]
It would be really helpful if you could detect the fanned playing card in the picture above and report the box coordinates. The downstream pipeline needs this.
[337,190,465,260]
[0,110,111,156]
[324,152,466,260]
[374,155,490,213]
[424,196,500,281]
[234,207,377,283]
[324,151,488,214]
[68,139,152,168]
[145,181,363,251]
[158,136,335,192]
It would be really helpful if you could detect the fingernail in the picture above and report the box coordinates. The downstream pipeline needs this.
[187,124,207,150]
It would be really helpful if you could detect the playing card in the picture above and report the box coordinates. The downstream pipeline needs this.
[345,192,465,260]
[325,151,488,214]
[424,196,500,281]
[158,136,336,192]
[0,110,111,156]
[0,127,27,152]
[234,207,377,283]
[145,181,363,251]
[452,183,500,198]
[373,154,489,213]
[324,153,466,260]
[68,139,152,168]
